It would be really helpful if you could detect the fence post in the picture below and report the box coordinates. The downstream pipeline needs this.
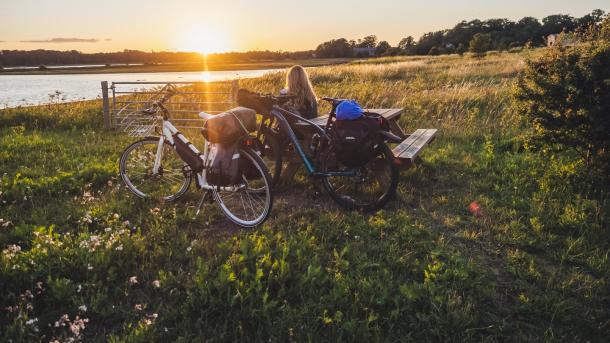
[101,81,111,129]
[231,79,239,105]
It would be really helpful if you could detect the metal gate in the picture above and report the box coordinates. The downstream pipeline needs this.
[101,80,239,130]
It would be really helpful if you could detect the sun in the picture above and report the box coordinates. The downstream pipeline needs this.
[178,26,229,55]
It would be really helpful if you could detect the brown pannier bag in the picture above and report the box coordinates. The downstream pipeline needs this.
[201,107,256,144]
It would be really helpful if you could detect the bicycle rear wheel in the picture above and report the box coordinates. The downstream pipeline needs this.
[120,137,191,201]
[321,143,398,211]
[212,147,273,228]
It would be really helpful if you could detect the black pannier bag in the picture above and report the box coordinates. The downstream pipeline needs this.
[173,132,204,172]
[201,107,256,144]
[329,115,383,168]
[236,89,274,116]
[207,143,241,186]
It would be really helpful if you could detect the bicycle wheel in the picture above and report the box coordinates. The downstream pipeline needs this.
[321,143,398,211]
[213,147,273,228]
[256,127,283,188]
[120,137,191,201]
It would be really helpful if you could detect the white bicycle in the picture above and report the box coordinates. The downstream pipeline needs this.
[118,85,273,228]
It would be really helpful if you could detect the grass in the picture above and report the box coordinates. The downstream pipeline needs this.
[1,51,608,342]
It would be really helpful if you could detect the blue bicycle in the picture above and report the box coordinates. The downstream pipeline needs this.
[247,93,399,211]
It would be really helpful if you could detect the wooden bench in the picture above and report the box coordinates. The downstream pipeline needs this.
[293,108,437,168]
[392,128,438,162]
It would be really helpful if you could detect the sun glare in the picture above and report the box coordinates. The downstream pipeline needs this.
[178,26,229,55]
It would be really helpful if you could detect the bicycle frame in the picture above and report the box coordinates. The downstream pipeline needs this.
[268,106,357,178]
[152,117,244,192]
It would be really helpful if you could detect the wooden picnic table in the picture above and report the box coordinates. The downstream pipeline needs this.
[294,108,438,162]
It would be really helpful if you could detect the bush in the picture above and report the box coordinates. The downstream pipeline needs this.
[428,46,440,56]
[513,24,610,188]
[469,33,492,56]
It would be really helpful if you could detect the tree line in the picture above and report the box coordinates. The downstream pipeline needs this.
[0,9,606,67]
[315,9,606,57]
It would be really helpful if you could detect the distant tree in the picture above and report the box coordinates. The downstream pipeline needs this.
[541,14,577,36]
[577,9,606,30]
[315,38,353,58]
[376,41,391,55]
[398,36,415,50]
[357,35,378,48]
[469,33,492,56]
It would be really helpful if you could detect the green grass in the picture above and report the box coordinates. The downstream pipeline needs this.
[1,52,608,342]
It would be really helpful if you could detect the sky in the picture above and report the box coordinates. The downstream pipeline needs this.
[0,0,608,53]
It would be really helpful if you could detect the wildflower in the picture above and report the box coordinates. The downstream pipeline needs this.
[108,180,114,187]
[3,244,21,258]
[79,305,87,312]
[87,264,93,270]
[150,207,161,215]
[105,227,112,233]
[55,314,69,327]
[142,318,153,326]
[134,304,143,311]
[115,244,123,251]
[77,284,82,293]
[26,318,38,325]
[152,280,161,288]
[113,212,119,219]
[128,276,138,285]
[69,316,89,336]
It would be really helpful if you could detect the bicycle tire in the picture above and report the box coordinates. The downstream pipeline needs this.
[321,142,398,211]
[212,147,273,228]
[119,137,191,201]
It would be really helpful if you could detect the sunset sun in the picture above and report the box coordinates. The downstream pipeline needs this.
[177,26,230,54]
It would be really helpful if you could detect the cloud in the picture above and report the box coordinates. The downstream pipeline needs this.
[104,38,112,41]
[19,37,100,43]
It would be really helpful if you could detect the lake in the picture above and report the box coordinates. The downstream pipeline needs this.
[0,69,280,109]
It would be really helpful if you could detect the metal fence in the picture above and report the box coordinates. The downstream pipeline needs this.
[101,80,239,130]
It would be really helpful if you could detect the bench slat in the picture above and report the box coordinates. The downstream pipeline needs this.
[396,129,438,159]
[392,129,426,156]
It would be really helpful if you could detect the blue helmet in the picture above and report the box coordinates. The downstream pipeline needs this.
[335,100,363,120]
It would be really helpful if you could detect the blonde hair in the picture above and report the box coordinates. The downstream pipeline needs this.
[285,65,317,108]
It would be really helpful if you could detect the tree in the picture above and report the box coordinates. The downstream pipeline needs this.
[514,20,610,186]
[376,41,391,55]
[456,43,466,55]
[428,46,440,55]
[541,14,577,36]
[315,38,353,58]
[469,33,492,56]
[357,35,378,48]
[398,36,415,50]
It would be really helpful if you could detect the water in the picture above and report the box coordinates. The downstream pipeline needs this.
[0,69,280,108]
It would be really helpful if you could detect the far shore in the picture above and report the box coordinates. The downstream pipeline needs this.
[0,58,352,75]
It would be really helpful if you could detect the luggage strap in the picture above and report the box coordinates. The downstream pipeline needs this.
[227,110,249,136]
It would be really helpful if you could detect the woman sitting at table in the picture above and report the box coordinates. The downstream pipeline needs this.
[283,65,318,119]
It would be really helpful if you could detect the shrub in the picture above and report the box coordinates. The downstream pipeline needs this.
[513,23,610,188]
[469,33,492,56]
[428,46,440,56]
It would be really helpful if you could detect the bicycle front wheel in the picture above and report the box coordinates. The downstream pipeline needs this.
[213,147,273,228]
[321,143,398,211]
[120,137,191,201]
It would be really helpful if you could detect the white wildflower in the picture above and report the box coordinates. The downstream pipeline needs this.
[128,276,138,285]
[78,305,87,312]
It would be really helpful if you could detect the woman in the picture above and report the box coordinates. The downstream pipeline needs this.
[284,65,318,119]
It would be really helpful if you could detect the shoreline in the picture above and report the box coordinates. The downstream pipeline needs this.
[0,58,351,75]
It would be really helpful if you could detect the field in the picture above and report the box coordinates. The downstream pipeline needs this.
[1,52,608,342]
[0,58,351,75]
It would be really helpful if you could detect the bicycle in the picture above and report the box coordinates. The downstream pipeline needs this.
[118,85,273,228]
[249,93,400,211]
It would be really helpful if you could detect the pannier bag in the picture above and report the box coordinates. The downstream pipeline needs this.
[236,89,274,116]
[207,143,241,186]
[330,116,382,167]
[173,132,204,172]
[335,100,364,120]
[201,107,256,144]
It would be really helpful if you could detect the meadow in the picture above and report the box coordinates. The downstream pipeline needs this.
[1,51,608,342]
